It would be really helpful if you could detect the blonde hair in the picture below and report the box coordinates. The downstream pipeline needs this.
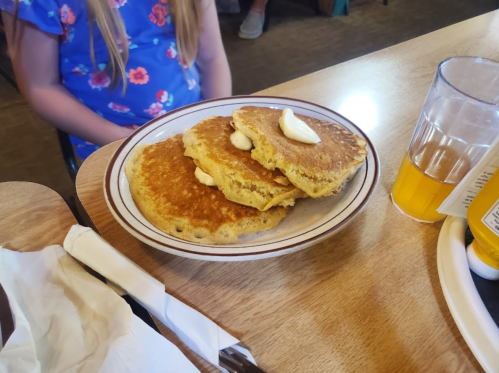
[16,0,203,89]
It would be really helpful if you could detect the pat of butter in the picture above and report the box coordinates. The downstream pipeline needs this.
[230,130,253,151]
[195,167,216,186]
[279,108,321,144]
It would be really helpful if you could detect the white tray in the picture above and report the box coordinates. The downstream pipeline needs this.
[437,216,499,373]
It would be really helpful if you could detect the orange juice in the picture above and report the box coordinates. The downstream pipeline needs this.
[467,169,499,280]
[391,154,456,222]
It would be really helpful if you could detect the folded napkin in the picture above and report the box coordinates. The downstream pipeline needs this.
[63,225,255,369]
[0,245,199,373]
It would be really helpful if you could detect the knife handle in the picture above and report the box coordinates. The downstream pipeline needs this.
[122,294,161,334]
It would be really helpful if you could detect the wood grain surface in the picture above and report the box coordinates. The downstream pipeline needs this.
[75,12,499,373]
[0,182,77,251]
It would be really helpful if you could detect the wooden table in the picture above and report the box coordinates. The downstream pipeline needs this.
[75,11,499,372]
[0,182,77,251]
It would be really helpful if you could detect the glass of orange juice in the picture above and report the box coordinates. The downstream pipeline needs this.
[392,56,499,222]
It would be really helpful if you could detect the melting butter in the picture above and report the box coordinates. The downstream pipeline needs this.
[279,108,321,144]
[195,167,216,186]
[230,130,253,151]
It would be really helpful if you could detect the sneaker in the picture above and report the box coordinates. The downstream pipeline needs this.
[239,10,265,39]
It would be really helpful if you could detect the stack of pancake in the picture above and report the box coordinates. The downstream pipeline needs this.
[126,106,368,244]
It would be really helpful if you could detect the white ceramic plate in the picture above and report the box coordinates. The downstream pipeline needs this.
[104,96,379,261]
[437,216,499,373]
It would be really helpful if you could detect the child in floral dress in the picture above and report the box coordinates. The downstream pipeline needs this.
[0,0,231,159]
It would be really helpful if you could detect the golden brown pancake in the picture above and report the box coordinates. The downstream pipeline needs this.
[125,134,288,244]
[232,106,368,198]
[183,116,306,211]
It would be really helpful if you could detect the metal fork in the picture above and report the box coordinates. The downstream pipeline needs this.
[219,346,267,373]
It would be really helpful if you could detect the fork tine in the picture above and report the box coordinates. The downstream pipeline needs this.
[221,346,266,373]
[220,350,244,367]
[227,346,246,355]
[220,351,245,373]
[219,360,237,373]
[226,347,250,362]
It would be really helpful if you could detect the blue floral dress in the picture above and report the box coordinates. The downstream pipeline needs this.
[0,0,202,159]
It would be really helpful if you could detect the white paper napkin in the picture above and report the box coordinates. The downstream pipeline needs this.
[63,225,255,370]
[0,245,199,373]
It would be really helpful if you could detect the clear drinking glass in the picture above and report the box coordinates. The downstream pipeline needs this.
[392,56,499,222]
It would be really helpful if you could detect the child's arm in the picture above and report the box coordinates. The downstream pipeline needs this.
[2,13,133,146]
[196,0,232,99]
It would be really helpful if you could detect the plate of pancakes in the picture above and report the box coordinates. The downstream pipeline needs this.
[105,96,380,261]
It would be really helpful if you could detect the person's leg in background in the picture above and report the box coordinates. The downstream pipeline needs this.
[239,0,269,39]
[216,0,241,14]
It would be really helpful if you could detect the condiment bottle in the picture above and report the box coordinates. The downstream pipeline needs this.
[467,169,499,280]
